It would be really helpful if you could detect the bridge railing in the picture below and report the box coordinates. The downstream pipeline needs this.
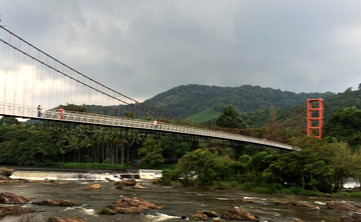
[0,102,297,151]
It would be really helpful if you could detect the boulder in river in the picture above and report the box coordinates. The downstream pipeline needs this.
[192,210,218,221]
[325,201,361,211]
[114,179,137,186]
[274,200,320,211]
[0,167,14,178]
[289,218,305,222]
[0,192,30,204]
[33,199,80,207]
[133,184,147,189]
[98,196,163,215]
[48,216,88,222]
[339,212,361,222]
[84,184,102,190]
[105,177,115,182]
[0,206,34,217]
[221,206,259,221]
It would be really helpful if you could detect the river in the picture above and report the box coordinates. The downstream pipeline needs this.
[1,169,360,221]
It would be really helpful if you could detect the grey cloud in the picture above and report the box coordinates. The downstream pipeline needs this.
[1,0,361,102]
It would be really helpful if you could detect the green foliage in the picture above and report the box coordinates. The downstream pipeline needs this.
[176,149,230,186]
[124,112,136,118]
[216,106,247,129]
[324,107,361,149]
[0,125,58,165]
[324,89,361,117]
[0,117,19,125]
[157,169,178,186]
[186,108,221,123]
[161,138,193,161]
[138,137,164,168]
[61,103,87,112]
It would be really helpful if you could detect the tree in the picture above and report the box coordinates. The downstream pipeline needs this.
[216,106,247,129]
[176,148,229,186]
[324,107,361,149]
[138,137,164,167]
[0,117,19,125]
[61,103,87,112]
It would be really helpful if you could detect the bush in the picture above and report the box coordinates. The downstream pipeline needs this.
[212,181,235,190]
[158,169,178,186]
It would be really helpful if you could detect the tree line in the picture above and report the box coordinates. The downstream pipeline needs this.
[0,117,197,167]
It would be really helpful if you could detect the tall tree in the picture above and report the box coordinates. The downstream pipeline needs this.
[216,106,247,129]
[138,137,164,167]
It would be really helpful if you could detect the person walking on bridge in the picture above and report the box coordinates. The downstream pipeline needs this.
[37,105,42,117]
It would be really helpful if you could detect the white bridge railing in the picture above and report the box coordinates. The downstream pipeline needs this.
[0,103,297,151]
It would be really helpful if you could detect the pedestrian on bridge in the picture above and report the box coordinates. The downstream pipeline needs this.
[58,108,65,119]
[37,105,42,117]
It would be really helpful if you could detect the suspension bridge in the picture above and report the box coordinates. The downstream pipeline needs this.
[0,26,299,151]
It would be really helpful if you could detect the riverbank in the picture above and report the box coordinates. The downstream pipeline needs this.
[0,167,361,221]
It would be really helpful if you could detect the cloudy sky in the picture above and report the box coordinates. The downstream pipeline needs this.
[1,0,361,103]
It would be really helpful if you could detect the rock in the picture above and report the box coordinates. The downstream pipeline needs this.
[274,200,320,211]
[105,177,114,182]
[115,179,137,186]
[221,207,259,221]
[0,167,14,177]
[0,175,9,180]
[133,184,147,189]
[33,199,80,207]
[192,211,210,221]
[99,197,163,215]
[325,201,361,211]
[115,183,124,190]
[192,210,218,221]
[202,210,218,218]
[0,192,30,204]
[289,218,305,222]
[47,217,88,222]
[339,212,361,222]
[0,206,34,217]
[84,184,102,189]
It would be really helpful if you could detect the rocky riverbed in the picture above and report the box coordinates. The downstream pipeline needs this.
[0,168,361,222]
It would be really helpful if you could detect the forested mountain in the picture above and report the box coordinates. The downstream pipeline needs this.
[78,84,361,128]
[323,87,361,118]
[143,84,332,117]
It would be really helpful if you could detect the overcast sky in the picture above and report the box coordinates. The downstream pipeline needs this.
[2,0,361,102]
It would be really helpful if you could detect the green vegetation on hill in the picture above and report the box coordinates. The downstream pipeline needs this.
[143,84,333,117]
[324,88,361,118]
[186,108,221,123]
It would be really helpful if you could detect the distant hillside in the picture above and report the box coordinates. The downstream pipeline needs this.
[184,86,361,127]
[324,88,361,118]
[78,84,361,128]
[143,84,333,118]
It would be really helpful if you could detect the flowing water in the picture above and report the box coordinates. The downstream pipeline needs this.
[1,169,360,222]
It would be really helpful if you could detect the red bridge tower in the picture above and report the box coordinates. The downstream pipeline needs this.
[307,98,324,139]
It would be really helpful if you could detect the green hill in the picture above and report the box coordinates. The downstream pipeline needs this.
[78,84,361,129]
[143,84,333,117]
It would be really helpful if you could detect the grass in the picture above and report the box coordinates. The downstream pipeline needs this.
[331,191,361,198]
[186,108,221,123]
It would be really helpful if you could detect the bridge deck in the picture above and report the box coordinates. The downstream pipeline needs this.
[0,103,298,151]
